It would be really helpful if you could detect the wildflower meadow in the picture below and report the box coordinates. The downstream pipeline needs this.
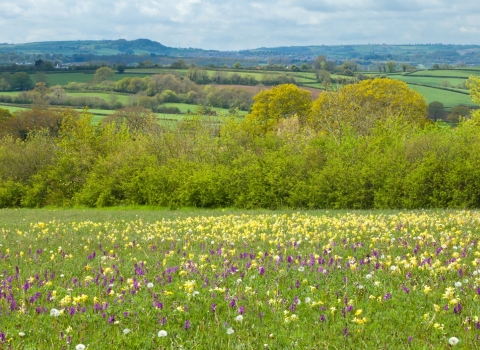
[1,209,480,349]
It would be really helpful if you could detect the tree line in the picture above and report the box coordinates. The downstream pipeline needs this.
[1,77,480,209]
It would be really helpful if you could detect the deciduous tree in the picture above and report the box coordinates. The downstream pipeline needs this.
[310,78,427,143]
[242,84,312,135]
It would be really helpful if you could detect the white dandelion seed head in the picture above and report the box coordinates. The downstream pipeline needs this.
[123,328,131,334]
[366,274,372,279]
[448,337,459,346]
[50,308,60,317]
[75,345,86,350]
[235,315,243,322]
[147,283,154,288]
[455,282,462,288]
[18,332,25,337]
[305,297,311,303]
[298,266,305,272]
[158,330,168,337]
[226,327,234,334]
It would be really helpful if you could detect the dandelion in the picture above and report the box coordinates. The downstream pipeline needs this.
[455,282,462,288]
[75,345,86,350]
[147,283,154,288]
[50,308,61,317]
[226,328,234,335]
[158,330,168,337]
[448,337,459,346]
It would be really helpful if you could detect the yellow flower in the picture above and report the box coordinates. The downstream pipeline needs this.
[423,285,432,294]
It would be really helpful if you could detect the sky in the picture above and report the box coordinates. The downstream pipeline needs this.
[0,0,479,50]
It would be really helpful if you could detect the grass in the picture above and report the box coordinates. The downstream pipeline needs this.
[408,70,480,78]
[406,84,476,107]
[392,75,467,89]
[0,104,28,113]
[0,208,479,348]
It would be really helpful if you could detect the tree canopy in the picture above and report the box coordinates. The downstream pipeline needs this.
[310,78,428,142]
[242,84,312,135]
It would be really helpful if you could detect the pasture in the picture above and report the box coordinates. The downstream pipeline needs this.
[0,209,478,349]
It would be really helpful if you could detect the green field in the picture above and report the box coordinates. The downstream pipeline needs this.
[0,208,478,348]
[392,75,467,89]
[407,85,475,107]
[407,69,480,78]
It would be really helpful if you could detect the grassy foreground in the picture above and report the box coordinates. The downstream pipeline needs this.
[0,208,479,349]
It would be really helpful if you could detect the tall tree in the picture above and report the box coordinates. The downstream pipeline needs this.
[94,67,115,82]
[310,78,428,143]
[427,101,446,121]
[11,72,34,90]
[242,84,312,135]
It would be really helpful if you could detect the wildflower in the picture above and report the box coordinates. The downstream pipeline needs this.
[226,328,234,335]
[158,330,168,337]
[448,337,459,346]
[123,329,131,335]
[455,282,462,288]
[423,285,432,294]
[235,315,243,322]
[50,308,61,317]
[147,283,154,288]
[75,345,86,350]
[365,274,372,279]
[298,266,305,272]
[18,332,25,337]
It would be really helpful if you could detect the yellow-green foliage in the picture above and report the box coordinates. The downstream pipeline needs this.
[310,79,428,142]
[242,84,312,135]
[1,80,480,209]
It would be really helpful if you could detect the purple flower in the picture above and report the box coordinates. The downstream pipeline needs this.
[259,266,265,275]
[238,306,245,315]
[211,303,216,313]
[229,299,236,308]
[384,293,392,300]
[320,314,326,322]
[184,320,191,330]
[108,315,115,324]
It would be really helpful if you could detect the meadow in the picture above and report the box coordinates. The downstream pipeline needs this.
[0,209,479,349]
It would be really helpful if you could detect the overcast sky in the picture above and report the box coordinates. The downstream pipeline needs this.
[0,0,479,50]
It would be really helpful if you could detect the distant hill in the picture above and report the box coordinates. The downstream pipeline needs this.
[1,39,480,67]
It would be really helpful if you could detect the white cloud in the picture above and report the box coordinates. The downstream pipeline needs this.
[0,0,479,49]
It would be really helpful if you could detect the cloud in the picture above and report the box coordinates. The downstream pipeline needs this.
[0,0,479,50]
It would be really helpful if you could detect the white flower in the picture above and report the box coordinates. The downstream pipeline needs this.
[305,297,311,304]
[226,327,234,335]
[50,308,61,317]
[235,315,244,322]
[390,265,397,271]
[366,274,372,279]
[448,337,459,346]
[18,332,25,337]
[455,282,462,288]
[298,266,305,272]
[236,279,242,284]
[123,328,131,335]
[192,291,200,296]
[147,283,154,288]
[158,330,168,337]
[474,271,479,276]
[76,345,86,350]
